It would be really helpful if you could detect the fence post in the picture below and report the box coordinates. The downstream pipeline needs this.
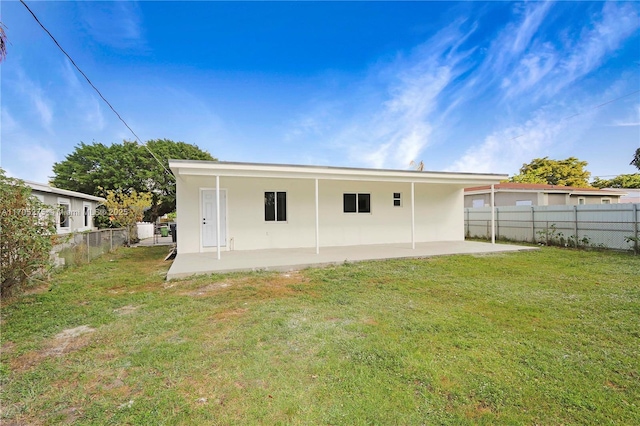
[634,203,639,255]
[110,229,113,252]
[546,220,549,245]
[86,233,90,263]
[465,208,469,237]
[531,207,535,243]
[574,205,579,248]
[496,207,499,241]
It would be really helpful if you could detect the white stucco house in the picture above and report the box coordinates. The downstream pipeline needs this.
[25,180,104,234]
[166,160,529,278]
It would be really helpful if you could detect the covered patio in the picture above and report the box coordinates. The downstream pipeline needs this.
[166,240,536,279]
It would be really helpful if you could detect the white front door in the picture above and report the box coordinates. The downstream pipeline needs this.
[201,189,226,248]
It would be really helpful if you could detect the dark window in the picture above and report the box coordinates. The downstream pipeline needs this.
[393,192,401,207]
[358,194,371,213]
[84,206,90,227]
[343,193,357,213]
[265,191,287,221]
[276,191,287,221]
[344,193,370,213]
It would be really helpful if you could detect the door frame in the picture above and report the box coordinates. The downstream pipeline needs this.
[199,187,229,252]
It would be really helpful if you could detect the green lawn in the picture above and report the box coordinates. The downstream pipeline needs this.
[1,246,639,425]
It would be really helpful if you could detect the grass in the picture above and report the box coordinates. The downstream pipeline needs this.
[1,246,639,425]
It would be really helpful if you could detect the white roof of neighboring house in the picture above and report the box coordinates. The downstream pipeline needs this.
[24,180,105,202]
[169,160,507,186]
[465,182,627,197]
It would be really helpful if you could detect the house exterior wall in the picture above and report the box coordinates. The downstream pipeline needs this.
[465,191,622,207]
[32,190,100,234]
[176,175,465,254]
[568,194,619,205]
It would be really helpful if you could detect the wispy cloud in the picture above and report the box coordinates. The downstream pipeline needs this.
[13,69,54,130]
[611,105,640,127]
[78,2,147,51]
[61,61,105,131]
[284,19,478,169]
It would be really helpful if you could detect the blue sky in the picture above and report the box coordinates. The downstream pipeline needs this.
[2,1,639,184]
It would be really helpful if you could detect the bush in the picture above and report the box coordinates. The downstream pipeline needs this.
[0,169,57,296]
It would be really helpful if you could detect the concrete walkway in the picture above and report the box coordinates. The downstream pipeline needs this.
[166,240,537,279]
[133,236,175,247]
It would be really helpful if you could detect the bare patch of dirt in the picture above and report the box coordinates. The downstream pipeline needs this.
[10,325,95,371]
[113,305,139,315]
[1,340,16,356]
[213,308,248,321]
[362,317,378,326]
[186,282,232,296]
[465,402,493,419]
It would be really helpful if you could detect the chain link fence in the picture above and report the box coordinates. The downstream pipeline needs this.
[52,228,129,267]
[465,204,640,253]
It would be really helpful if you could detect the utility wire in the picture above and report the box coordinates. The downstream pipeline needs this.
[19,0,174,179]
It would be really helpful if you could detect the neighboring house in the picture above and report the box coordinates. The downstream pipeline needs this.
[25,180,104,234]
[619,189,640,204]
[464,183,627,208]
[169,160,506,256]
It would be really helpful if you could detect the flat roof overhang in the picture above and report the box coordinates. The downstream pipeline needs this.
[169,160,507,186]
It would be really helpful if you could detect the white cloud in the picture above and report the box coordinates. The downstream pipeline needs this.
[8,144,58,183]
[540,2,639,97]
[13,69,54,130]
[78,2,147,51]
[61,61,105,131]
[446,104,598,174]
[611,105,640,127]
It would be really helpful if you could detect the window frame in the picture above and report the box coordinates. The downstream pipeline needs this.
[343,193,371,214]
[57,197,71,231]
[601,198,612,205]
[577,197,586,205]
[393,192,402,207]
[83,202,92,228]
[264,191,287,222]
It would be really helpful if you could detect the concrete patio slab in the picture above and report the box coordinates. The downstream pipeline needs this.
[166,240,537,280]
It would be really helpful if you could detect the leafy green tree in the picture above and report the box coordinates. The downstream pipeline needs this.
[1,169,57,296]
[632,148,640,171]
[52,139,215,222]
[592,174,640,189]
[510,157,591,187]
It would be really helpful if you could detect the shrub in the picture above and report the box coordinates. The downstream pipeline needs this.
[0,169,57,296]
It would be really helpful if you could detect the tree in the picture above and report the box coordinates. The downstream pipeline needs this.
[103,189,152,243]
[52,139,215,222]
[1,169,57,296]
[592,174,640,189]
[632,148,640,171]
[510,157,591,187]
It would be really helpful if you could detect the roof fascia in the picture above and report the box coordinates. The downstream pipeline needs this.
[170,161,506,185]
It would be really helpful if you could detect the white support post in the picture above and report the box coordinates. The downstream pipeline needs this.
[411,182,415,249]
[315,178,320,254]
[491,184,496,244]
[216,175,221,260]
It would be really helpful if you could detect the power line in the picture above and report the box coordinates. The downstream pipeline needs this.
[19,0,174,179]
